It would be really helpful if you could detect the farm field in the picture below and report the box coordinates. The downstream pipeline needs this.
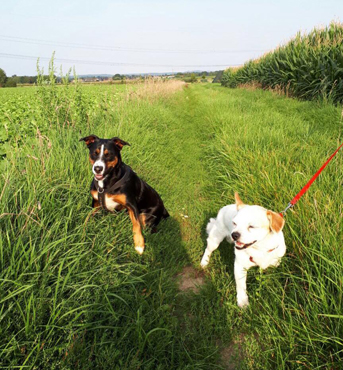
[0,82,342,369]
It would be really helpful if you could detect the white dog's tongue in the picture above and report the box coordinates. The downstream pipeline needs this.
[236,241,244,247]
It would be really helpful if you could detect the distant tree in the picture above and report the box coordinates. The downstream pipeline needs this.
[190,73,197,83]
[5,78,17,88]
[0,68,7,87]
[112,74,122,80]
[212,70,224,83]
[11,75,20,84]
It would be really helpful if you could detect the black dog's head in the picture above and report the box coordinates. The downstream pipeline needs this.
[79,135,130,181]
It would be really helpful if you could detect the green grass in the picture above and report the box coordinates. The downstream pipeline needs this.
[0,82,342,369]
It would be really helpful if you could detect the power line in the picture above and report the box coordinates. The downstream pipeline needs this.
[0,35,264,54]
[0,52,238,68]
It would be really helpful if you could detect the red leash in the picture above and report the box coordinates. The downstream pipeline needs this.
[280,141,343,216]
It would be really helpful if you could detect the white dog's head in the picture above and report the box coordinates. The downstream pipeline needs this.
[231,193,285,249]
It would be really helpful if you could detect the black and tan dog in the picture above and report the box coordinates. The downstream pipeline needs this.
[80,135,169,254]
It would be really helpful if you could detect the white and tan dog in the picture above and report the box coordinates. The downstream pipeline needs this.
[200,193,286,307]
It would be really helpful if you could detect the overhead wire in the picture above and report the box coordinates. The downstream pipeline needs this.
[0,52,240,68]
[0,35,263,54]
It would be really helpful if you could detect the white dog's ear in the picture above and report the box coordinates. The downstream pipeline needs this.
[235,192,245,210]
[266,210,285,233]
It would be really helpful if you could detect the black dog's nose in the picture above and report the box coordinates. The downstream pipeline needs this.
[231,232,240,241]
[94,166,103,174]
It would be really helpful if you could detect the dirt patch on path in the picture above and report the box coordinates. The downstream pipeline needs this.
[219,333,260,370]
[176,266,206,293]
[219,334,246,370]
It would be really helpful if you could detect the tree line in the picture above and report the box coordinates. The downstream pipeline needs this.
[0,68,223,88]
[0,68,41,87]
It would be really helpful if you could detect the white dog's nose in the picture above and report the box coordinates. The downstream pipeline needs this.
[231,232,240,241]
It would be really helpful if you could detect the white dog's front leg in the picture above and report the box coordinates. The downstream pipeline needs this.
[234,261,249,307]
[200,238,220,268]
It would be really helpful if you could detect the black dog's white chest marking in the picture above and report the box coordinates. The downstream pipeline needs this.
[92,192,121,211]
[104,196,120,211]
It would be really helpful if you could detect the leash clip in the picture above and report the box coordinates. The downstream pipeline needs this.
[280,202,293,216]
[98,187,104,194]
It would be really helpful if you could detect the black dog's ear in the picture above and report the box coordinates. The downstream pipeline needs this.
[79,135,99,147]
[111,137,130,150]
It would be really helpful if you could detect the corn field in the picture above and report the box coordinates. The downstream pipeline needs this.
[221,22,343,104]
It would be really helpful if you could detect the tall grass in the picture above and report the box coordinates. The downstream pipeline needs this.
[222,22,343,104]
[198,84,343,369]
[0,79,220,369]
[1,80,342,369]
[129,78,185,102]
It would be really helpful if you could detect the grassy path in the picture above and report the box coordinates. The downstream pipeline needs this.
[1,83,342,369]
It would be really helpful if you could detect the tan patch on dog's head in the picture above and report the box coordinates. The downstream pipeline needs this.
[234,192,245,210]
[266,210,285,233]
[106,157,118,168]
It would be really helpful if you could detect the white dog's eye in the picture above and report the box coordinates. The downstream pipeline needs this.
[233,222,237,227]
[248,226,255,230]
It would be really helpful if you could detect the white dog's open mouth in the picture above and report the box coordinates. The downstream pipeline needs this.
[235,240,257,250]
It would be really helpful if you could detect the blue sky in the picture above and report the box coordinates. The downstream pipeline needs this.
[0,0,342,76]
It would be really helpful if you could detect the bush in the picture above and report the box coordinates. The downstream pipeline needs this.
[5,78,17,88]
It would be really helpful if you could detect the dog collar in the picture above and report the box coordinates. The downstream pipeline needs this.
[95,166,132,211]
[267,245,279,253]
[249,245,279,265]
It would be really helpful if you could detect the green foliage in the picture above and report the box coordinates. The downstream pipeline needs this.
[222,22,343,104]
[5,78,17,88]
[183,73,197,83]
[0,55,93,159]
[35,54,91,129]
[0,70,19,88]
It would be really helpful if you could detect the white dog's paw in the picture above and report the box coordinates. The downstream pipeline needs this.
[200,256,209,268]
[135,246,144,255]
[273,258,281,268]
[237,294,249,308]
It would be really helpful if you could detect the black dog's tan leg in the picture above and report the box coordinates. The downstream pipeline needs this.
[90,190,101,215]
[139,213,147,227]
[128,208,145,255]
[110,194,145,255]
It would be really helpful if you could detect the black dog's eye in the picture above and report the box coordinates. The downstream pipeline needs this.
[104,152,110,158]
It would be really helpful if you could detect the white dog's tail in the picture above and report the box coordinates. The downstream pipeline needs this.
[206,218,217,235]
